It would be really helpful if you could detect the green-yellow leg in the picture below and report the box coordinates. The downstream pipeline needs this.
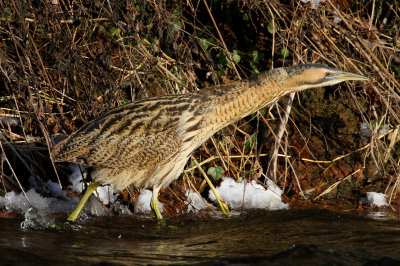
[192,159,230,217]
[150,185,163,220]
[67,181,100,222]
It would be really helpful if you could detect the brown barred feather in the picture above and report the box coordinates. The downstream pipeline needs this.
[52,64,367,192]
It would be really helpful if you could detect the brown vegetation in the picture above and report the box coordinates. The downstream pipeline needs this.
[0,0,399,216]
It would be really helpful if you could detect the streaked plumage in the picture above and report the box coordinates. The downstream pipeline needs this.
[52,64,368,220]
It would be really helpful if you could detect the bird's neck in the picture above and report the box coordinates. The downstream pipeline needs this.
[201,75,287,133]
[178,73,289,154]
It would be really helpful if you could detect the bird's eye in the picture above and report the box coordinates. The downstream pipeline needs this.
[325,72,332,77]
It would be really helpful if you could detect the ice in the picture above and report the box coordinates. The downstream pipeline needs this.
[94,186,116,205]
[0,188,78,228]
[134,189,163,214]
[359,122,372,138]
[86,196,107,217]
[0,163,146,222]
[208,177,288,210]
[185,190,209,212]
[333,16,342,24]
[366,211,389,221]
[67,164,115,204]
[28,176,66,198]
[378,124,390,136]
[68,164,87,193]
[45,180,64,197]
[0,162,287,224]
[0,163,118,226]
[0,189,75,215]
[0,190,34,213]
[65,164,116,214]
[361,192,389,207]
[21,208,54,229]
[360,123,391,138]
[300,0,321,9]
[332,10,342,24]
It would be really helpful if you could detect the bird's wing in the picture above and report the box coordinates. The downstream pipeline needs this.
[84,117,182,169]
[51,94,191,166]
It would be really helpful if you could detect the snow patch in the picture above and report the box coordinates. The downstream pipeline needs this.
[208,177,288,210]
[67,164,115,204]
[68,164,87,193]
[185,190,208,212]
[28,176,66,198]
[94,186,116,205]
[333,15,342,24]
[378,124,390,136]
[0,189,76,215]
[134,189,163,214]
[1,164,287,225]
[361,192,389,207]
[301,0,321,9]
[0,164,122,227]
[360,123,391,138]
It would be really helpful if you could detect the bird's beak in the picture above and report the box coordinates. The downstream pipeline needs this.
[331,71,370,82]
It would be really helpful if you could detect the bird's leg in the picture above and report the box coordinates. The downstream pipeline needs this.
[150,185,163,220]
[67,180,100,222]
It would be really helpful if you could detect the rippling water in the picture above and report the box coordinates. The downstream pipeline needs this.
[1,209,400,265]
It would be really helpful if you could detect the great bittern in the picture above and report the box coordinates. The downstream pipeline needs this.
[52,64,368,221]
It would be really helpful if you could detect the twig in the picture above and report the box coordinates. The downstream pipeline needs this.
[267,93,295,181]
[314,169,362,200]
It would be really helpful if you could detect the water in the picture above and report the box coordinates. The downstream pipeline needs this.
[1,209,400,265]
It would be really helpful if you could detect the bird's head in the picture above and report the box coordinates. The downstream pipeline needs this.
[275,64,369,92]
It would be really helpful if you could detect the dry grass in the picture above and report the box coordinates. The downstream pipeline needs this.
[0,0,399,214]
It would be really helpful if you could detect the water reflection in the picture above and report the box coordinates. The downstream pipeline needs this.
[1,209,400,265]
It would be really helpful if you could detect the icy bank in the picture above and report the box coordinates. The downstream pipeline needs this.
[208,177,288,210]
[0,164,288,226]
